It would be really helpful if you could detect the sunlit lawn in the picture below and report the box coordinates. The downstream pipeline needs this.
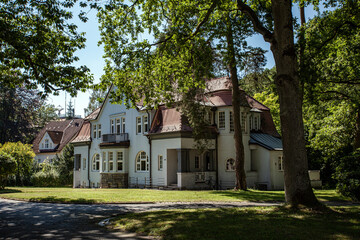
[109,206,360,240]
[0,187,352,204]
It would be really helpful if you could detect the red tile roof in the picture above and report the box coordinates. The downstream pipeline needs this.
[33,119,84,154]
[71,121,91,143]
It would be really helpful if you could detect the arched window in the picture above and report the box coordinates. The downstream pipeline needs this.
[226,158,235,171]
[92,154,100,171]
[136,151,149,172]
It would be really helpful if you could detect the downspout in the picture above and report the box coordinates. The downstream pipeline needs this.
[146,110,152,187]
[211,107,219,189]
[87,141,91,187]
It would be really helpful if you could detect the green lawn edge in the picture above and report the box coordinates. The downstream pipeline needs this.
[0,187,353,204]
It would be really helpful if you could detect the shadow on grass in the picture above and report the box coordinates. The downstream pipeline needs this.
[29,196,96,204]
[110,206,360,240]
[0,188,22,194]
[314,190,351,202]
[209,189,285,202]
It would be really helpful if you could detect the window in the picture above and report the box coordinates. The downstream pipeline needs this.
[136,151,149,172]
[108,152,114,171]
[122,117,126,133]
[110,119,115,133]
[98,124,102,139]
[143,115,148,133]
[41,143,44,148]
[136,117,142,134]
[226,158,235,171]
[241,112,247,132]
[102,152,107,171]
[93,124,97,139]
[206,111,213,124]
[254,116,259,130]
[83,158,86,170]
[278,156,284,171]
[229,111,234,132]
[45,139,49,148]
[158,155,163,170]
[92,154,100,171]
[50,142,53,148]
[194,156,200,169]
[116,118,121,134]
[218,111,225,129]
[117,152,123,171]
[250,114,260,131]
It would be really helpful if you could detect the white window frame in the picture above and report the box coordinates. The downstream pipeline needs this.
[122,117,126,133]
[92,154,100,171]
[117,151,123,171]
[229,111,234,132]
[108,152,114,171]
[93,124,97,139]
[136,151,149,172]
[98,124,102,139]
[158,155,163,171]
[194,155,200,169]
[116,118,121,134]
[226,158,235,171]
[110,119,115,134]
[136,117,142,134]
[102,152,107,172]
[143,115,148,133]
[218,111,225,129]
[278,156,284,171]
[44,139,49,149]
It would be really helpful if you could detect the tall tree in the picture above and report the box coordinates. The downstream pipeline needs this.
[98,0,266,190]
[66,100,75,119]
[0,0,93,96]
[84,88,106,116]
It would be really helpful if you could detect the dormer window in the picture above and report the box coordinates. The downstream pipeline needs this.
[250,113,261,131]
[45,139,49,148]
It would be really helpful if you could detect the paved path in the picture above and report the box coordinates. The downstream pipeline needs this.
[0,198,281,239]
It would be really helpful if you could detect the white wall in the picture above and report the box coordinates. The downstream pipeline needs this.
[251,146,271,189]
[270,151,284,190]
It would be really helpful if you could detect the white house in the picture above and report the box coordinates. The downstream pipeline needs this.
[72,77,290,190]
[33,119,84,163]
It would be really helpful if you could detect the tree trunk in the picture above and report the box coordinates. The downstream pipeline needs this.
[226,18,247,190]
[271,0,319,207]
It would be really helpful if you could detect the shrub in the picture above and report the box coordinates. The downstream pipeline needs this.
[0,153,16,189]
[334,150,360,201]
[31,162,61,187]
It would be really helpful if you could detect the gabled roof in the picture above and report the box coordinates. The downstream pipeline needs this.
[249,133,283,150]
[149,106,192,134]
[47,131,63,144]
[33,119,84,154]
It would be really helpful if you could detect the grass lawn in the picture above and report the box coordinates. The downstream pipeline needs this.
[108,206,360,240]
[0,187,352,204]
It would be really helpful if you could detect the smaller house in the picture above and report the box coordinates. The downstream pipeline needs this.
[33,119,84,163]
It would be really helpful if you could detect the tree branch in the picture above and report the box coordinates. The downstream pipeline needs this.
[236,0,273,43]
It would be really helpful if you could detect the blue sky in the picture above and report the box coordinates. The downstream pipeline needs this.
[48,4,319,117]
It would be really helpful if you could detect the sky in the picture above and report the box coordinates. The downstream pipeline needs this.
[48,4,320,118]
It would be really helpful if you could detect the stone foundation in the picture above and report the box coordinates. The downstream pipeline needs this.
[100,173,128,188]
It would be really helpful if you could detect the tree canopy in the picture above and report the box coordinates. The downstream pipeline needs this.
[0,0,93,96]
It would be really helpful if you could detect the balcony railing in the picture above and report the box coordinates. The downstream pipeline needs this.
[102,133,129,143]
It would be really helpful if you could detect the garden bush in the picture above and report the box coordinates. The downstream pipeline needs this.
[334,150,360,201]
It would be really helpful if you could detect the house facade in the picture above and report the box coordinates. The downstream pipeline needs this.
[72,77,288,190]
[33,119,84,163]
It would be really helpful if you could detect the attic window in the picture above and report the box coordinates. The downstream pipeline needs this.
[45,139,49,148]
[250,114,261,131]
[218,111,225,129]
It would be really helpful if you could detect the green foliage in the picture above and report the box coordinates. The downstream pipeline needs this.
[0,84,58,143]
[0,153,16,189]
[84,88,106,116]
[0,142,35,185]
[53,144,74,186]
[66,100,75,119]
[0,0,93,96]
[253,91,280,133]
[334,150,360,201]
[30,162,61,187]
